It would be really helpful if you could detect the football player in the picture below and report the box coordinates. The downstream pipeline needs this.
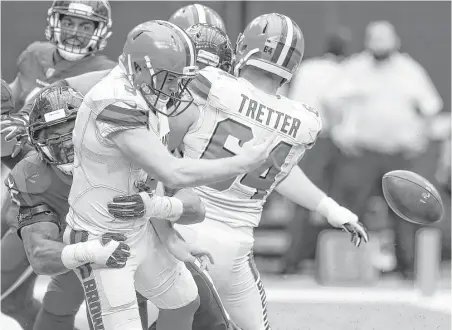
[3,86,131,329]
[30,20,240,330]
[169,3,226,32]
[65,20,275,330]
[110,13,369,330]
[1,2,116,329]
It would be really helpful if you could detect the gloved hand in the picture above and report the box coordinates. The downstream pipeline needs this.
[1,113,29,158]
[107,192,152,220]
[316,197,369,247]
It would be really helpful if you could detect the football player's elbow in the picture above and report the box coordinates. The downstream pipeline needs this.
[188,198,206,224]
[177,195,206,225]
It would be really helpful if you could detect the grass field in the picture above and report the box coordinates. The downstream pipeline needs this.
[1,273,450,330]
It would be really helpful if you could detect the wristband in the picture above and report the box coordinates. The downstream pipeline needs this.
[140,192,184,222]
[61,242,90,269]
[315,196,339,219]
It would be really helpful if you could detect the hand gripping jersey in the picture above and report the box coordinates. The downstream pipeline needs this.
[17,41,115,107]
[5,152,72,237]
[67,66,165,235]
[184,67,322,228]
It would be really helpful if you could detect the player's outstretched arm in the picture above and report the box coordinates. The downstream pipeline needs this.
[276,165,369,247]
[19,211,131,276]
[111,126,278,189]
[107,184,206,224]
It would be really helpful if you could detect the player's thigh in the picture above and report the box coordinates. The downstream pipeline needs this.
[42,271,85,316]
[63,226,143,330]
[134,224,198,310]
[175,221,239,292]
[221,251,271,330]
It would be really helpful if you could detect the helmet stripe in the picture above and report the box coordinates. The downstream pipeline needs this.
[277,15,294,66]
[169,23,196,67]
[194,4,207,24]
[282,19,299,67]
[271,15,288,63]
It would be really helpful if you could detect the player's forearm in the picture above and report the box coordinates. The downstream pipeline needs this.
[162,156,249,189]
[276,165,327,211]
[172,188,206,224]
[21,227,70,275]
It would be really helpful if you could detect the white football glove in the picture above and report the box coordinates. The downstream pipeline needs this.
[316,197,369,247]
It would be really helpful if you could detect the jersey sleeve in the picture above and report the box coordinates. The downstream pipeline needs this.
[296,102,323,149]
[95,101,149,140]
[5,158,59,236]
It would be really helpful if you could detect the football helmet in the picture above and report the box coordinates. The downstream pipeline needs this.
[169,4,226,33]
[1,79,15,114]
[186,23,234,73]
[45,0,112,61]
[119,20,198,117]
[28,86,83,173]
[234,13,304,84]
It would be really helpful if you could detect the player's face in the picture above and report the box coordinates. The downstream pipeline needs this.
[60,15,96,49]
[156,72,180,98]
[36,120,75,165]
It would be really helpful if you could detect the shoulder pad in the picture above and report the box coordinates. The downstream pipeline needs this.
[17,41,55,73]
[189,66,237,101]
[7,152,53,195]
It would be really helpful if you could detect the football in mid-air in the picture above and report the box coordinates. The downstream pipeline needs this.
[382,170,444,225]
[1,131,17,157]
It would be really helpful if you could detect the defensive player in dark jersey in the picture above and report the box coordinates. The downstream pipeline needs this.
[6,85,213,330]
[4,86,132,330]
[1,2,116,329]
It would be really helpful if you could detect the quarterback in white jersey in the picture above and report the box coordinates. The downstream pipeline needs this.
[65,20,277,330]
[110,14,369,330]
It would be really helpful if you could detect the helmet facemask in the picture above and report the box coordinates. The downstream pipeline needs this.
[31,117,76,174]
[28,86,82,174]
[127,54,198,117]
[45,1,112,61]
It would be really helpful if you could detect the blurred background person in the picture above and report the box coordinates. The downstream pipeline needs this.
[326,21,444,280]
[279,27,352,274]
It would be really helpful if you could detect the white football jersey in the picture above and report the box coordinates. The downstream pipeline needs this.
[67,65,166,235]
[183,67,322,228]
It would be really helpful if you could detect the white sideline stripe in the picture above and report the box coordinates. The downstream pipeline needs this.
[32,281,451,314]
[266,288,452,313]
